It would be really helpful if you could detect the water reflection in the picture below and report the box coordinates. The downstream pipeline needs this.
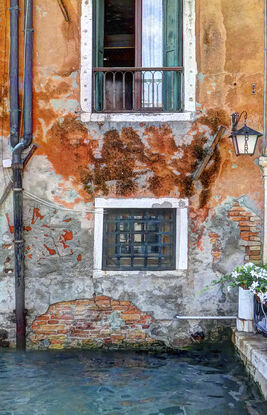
[0,344,266,415]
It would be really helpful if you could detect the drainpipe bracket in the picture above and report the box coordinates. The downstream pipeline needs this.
[9,6,20,11]
[11,163,23,170]
[9,109,21,113]
[13,188,23,192]
[22,28,34,33]
[13,240,24,244]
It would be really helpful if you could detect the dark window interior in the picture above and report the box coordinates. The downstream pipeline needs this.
[103,208,176,271]
[104,0,135,67]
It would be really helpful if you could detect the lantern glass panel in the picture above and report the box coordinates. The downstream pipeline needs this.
[235,134,258,155]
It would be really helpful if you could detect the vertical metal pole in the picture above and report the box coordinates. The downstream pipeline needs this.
[12,0,33,351]
[13,165,25,350]
[10,0,20,148]
[24,0,33,144]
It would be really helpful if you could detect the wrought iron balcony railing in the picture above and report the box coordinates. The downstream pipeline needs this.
[93,67,183,113]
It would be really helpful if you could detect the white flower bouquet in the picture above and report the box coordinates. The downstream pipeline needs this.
[212,262,267,304]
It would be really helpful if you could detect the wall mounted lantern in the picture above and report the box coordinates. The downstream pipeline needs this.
[231,112,262,156]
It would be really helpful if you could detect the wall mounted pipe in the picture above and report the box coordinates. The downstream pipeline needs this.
[263,0,267,156]
[175,316,237,320]
[11,0,33,351]
[9,0,20,148]
[12,0,33,165]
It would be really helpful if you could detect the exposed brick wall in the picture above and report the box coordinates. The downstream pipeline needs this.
[209,232,222,262]
[228,202,262,264]
[30,296,156,350]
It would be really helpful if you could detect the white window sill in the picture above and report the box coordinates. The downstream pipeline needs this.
[81,111,196,123]
[93,270,187,279]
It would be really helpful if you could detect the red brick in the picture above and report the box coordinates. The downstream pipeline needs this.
[229,216,244,221]
[239,221,254,227]
[119,301,131,306]
[248,251,261,256]
[127,305,140,312]
[228,212,244,217]
[121,314,141,321]
[75,300,90,305]
[50,339,65,345]
[240,232,258,238]
[95,296,111,301]
[57,329,69,334]
[48,320,59,324]
[37,316,50,321]
[250,256,262,260]
[56,315,73,320]
[209,232,219,238]
[95,299,111,307]
[111,300,120,305]
[239,227,250,231]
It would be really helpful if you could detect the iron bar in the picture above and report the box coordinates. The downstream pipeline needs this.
[93,66,183,72]
[112,72,116,109]
[152,72,155,107]
[103,72,107,111]
[122,72,126,110]
[92,67,182,113]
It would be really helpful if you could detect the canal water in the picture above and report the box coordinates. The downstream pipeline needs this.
[0,343,266,415]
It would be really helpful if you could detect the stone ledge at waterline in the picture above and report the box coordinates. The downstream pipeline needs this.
[232,329,267,400]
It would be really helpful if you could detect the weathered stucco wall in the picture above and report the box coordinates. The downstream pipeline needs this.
[0,0,265,349]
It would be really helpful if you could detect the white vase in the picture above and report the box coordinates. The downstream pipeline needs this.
[236,287,254,332]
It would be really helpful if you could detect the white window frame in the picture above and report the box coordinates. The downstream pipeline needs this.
[94,198,188,277]
[80,0,197,123]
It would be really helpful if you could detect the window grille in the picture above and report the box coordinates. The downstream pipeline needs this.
[103,208,176,270]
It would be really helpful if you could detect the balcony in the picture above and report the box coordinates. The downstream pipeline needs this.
[92,67,183,113]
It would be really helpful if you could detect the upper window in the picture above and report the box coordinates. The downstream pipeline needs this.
[80,1,196,122]
[93,0,183,113]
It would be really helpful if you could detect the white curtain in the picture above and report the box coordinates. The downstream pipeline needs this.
[142,0,163,107]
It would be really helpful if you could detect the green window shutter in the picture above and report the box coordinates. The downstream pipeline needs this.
[93,0,104,111]
[163,0,183,111]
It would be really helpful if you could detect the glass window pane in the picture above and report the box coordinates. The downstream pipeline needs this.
[142,0,163,108]
[120,257,132,267]
[134,234,142,242]
[133,257,145,268]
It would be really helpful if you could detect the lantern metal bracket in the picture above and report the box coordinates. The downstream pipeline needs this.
[231,111,247,131]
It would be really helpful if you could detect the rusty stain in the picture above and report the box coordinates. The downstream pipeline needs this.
[77,254,82,262]
[5,214,14,234]
[62,230,73,241]
[32,208,44,224]
[44,244,57,256]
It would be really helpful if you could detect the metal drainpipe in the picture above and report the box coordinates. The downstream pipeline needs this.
[12,0,33,351]
[10,0,20,148]
[263,0,267,156]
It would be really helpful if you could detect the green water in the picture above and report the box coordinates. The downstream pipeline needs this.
[0,343,266,415]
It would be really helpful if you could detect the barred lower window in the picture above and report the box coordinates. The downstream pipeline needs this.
[103,208,176,270]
